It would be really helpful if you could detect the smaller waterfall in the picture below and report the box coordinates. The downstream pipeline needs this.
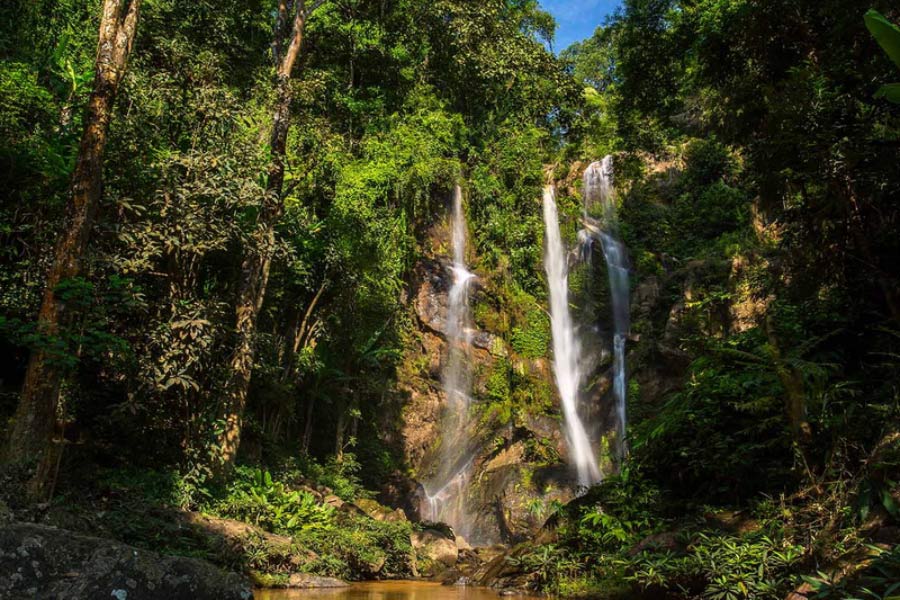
[422,185,478,541]
[444,186,475,411]
[542,185,602,488]
[583,157,630,461]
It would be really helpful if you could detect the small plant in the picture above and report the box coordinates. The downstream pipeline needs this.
[208,466,334,534]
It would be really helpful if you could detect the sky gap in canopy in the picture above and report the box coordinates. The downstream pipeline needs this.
[540,0,622,51]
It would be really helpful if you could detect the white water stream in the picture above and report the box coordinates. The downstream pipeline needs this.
[422,186,479,542]
[584,157,630,461]
[542,185,602,487]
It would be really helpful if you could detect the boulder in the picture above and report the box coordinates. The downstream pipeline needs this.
[412,528,458,567]
[378,472,422,522]
[323,494,344,508]
[179,512,293,554]
[355,498,408,523]
[286,573,347,588]
[0,522,251,600]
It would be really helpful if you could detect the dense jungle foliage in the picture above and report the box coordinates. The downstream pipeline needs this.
[1,0,899,598]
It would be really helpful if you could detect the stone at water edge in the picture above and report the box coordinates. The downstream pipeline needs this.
[412,528,459,567]
[286,573,348,588]
[0,522,252,600]
[455,534,472,551]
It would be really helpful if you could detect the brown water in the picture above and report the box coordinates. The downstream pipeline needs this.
[253,581,544,600]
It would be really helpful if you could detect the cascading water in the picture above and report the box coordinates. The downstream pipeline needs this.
[443,185,475,412]
[542,185,602,488]
[583,156,630,461]
[422,185,478,541]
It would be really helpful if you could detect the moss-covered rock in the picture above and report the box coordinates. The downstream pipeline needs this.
[0,522,252,600]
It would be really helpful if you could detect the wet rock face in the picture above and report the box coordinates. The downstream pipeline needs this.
[398,252,580,544]
[412,258,453,337]
[0,523,252,600]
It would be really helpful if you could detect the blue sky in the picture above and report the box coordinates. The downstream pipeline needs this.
[540,0,621,51]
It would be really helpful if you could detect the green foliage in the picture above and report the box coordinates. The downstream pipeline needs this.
[803,545,900,600]
[624,533,804,600]
[632,344,793,501]
[510,306,551,359]
[681,138,739,188]
[865,10,900,103]
[292,453,369,501]
[297,514,414,580]
[208,467,335,534]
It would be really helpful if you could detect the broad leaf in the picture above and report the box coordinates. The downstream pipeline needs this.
[865,9,900,69]
[875,82,900,103]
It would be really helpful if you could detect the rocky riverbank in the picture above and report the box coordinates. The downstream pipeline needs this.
[0,522,253,600]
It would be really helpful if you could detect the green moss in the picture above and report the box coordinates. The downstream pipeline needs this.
[485,357,512,404]
[250,571,290,588]
[556,574,631,598]
[510,307,551,359]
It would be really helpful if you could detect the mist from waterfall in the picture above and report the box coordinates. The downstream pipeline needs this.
[583,156,630,461]
[542,185,602,488]
[422,185,478,542]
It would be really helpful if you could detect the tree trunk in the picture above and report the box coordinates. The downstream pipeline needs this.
[4,0,141,479]
[765,315,810,443]
[216,0,314,472]
[281,280,327,382]
[301,394,315,454]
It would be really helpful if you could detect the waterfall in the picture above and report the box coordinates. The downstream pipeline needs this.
[583,156,630,461]
[542,185,602,488]
[444,185,475,411]
[422,185,478,541]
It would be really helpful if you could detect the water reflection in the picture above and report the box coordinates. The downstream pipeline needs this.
[254,581,543,600]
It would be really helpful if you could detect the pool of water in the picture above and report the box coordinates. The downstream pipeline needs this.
[253,581,544,600]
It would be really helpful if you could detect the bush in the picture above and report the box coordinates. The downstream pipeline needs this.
[207,466,335,534]
[681,138,739,188]
[297,515,414,580]
[623,532,803,600]
[675,181,749,241]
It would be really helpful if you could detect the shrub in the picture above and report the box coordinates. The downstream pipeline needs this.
[207,466,335,534]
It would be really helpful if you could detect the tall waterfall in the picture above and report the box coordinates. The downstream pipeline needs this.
[444,185,475,411]
[542,185,602,488]
[584,157,630,461]
[422,185,478,541]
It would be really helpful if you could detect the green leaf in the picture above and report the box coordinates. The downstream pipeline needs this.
[875,83,900,103]
[881,486,900,518]
[865,9,900,69]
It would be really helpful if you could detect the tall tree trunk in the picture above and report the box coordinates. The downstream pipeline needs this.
[4,0,141,475]
[765,315,810,443]
[216,0,318,471]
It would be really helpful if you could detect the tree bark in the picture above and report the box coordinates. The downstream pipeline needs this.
[216,0,315,472]
[765,315,811,443]
[4,0,141,476]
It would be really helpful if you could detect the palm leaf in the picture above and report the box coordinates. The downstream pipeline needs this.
[865,9,900,69]
[875,82,900,103]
